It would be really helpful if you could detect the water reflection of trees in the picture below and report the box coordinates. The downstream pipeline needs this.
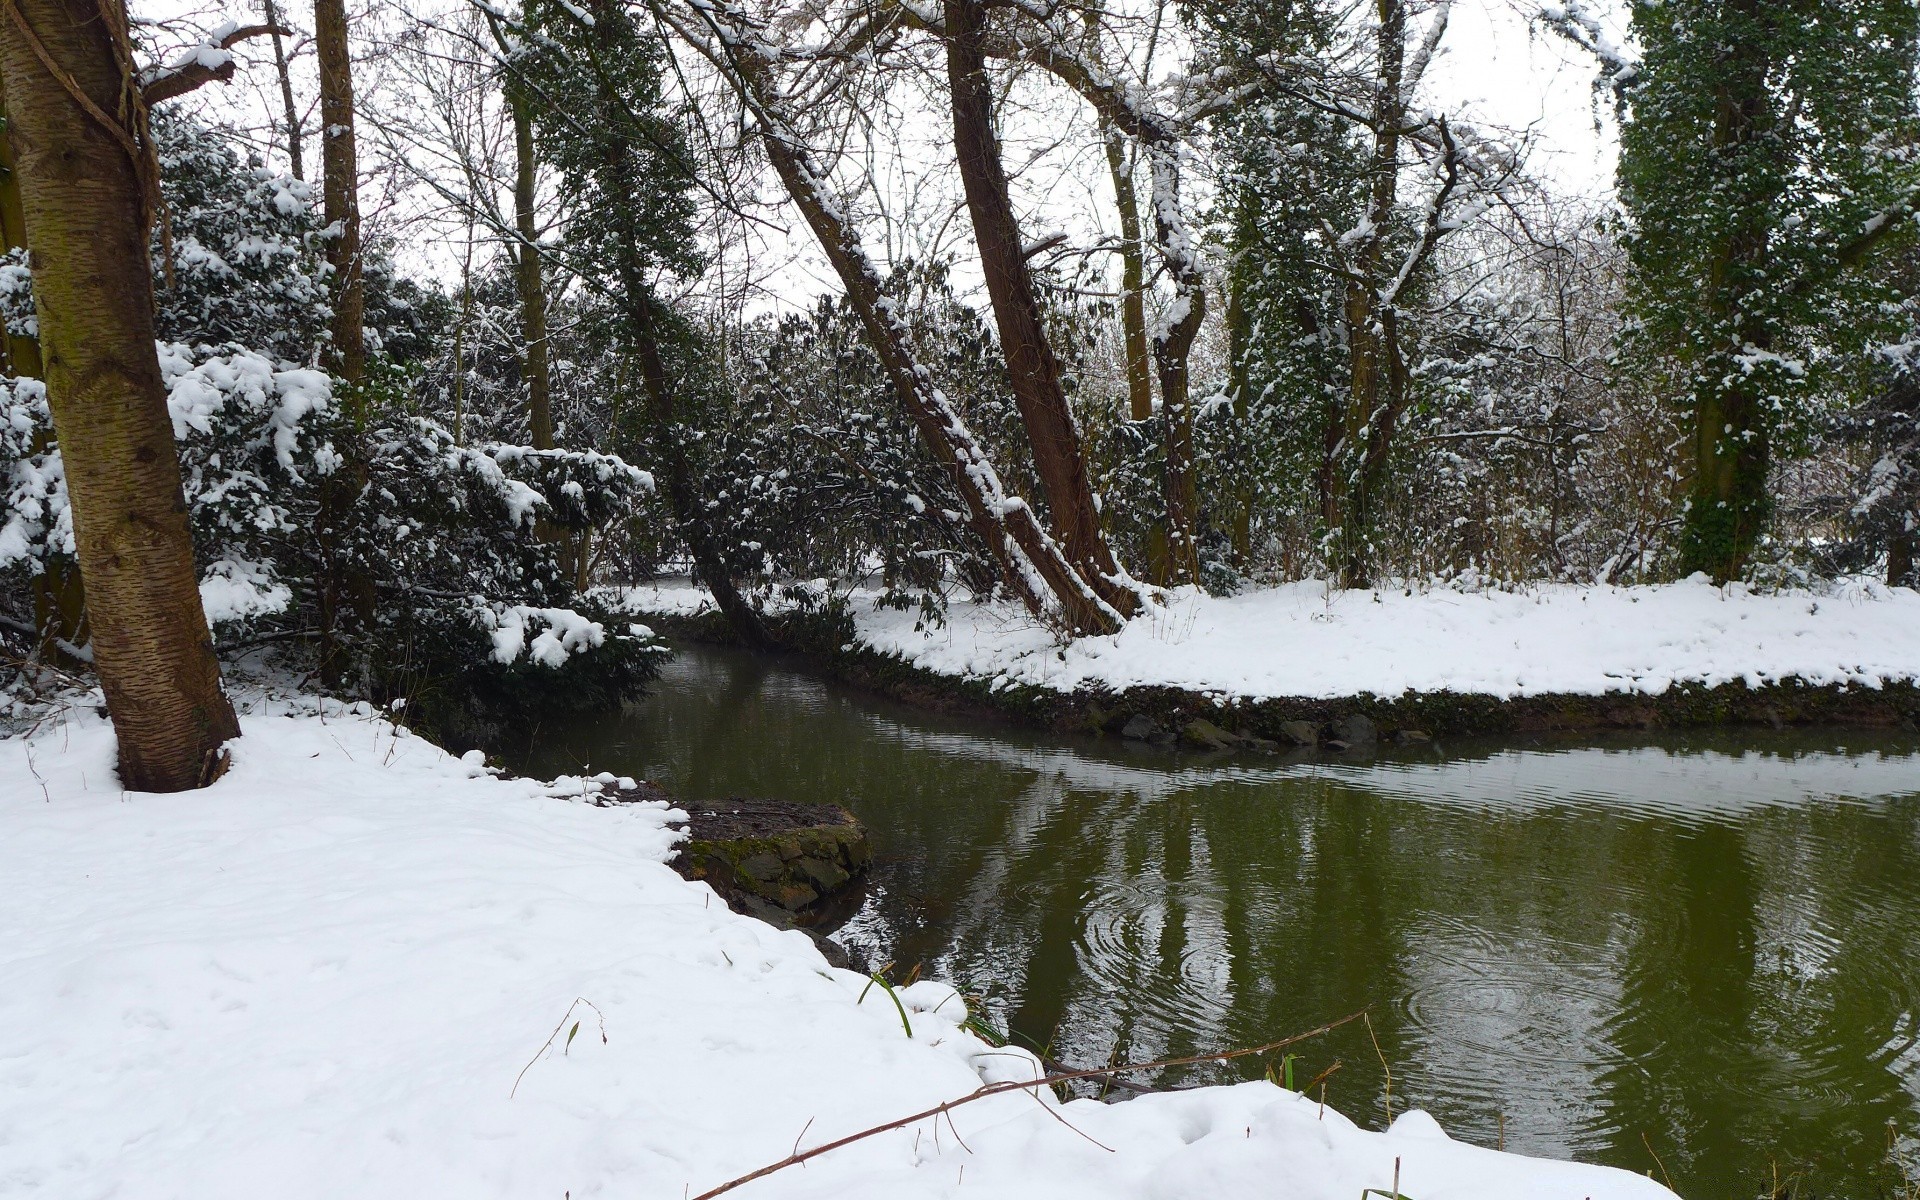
[515,647,1920,1200]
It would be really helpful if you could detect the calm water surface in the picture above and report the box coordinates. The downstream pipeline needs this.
[506,643,1920,1199]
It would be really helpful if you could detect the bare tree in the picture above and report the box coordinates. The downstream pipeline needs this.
[942,0,1138,617]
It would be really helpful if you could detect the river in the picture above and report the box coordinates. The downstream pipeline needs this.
[505,641,1920,1199]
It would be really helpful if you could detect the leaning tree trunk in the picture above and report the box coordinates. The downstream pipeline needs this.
[314,0,363,386]
[0,0,240,790]
[678,0,1126,634]
[944,0,1135,625]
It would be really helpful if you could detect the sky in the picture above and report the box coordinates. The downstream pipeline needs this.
[151,0,1632,301]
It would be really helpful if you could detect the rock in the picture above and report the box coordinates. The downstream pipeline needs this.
[798,855,852,894]
[735,852,786,888]
[1181,718,1237,749]
[808,931,855,971]
[612,787,872,923]
[1245,735,1282,753]
[1332,713,1377,746]
[1120,713,1164,741]
[1277,720,1321,746]
[1395,728,1432,745]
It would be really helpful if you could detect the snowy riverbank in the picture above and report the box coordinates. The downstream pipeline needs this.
[626,576,1920,704]
[0,697,1676,1199]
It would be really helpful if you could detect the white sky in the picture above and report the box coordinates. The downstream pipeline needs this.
[148,0,1631,302]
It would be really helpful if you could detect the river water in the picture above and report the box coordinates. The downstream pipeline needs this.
[506,642,1920,1198]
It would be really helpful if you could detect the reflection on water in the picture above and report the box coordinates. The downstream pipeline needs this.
[507,643,1920,1198]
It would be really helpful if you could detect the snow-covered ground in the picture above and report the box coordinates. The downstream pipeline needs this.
[0,699,1675,1199]
[628,576,1920,700]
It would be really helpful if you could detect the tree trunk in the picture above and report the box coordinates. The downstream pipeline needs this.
[0,105,42,379]
[944,0,1135,622]
[0,99,82,661]
[1320,0,1407,589]
[1143,141,1204,586]
[0,0,239,790]
[1889,526,1916,589]
[571,17,773,645]
[624,292,773,647]
[262,0,303,181]
[313,0,363,386]
[683,0,1125,632]
[1224,274,1253,565]
[1677,0,1773,583]
[1103,128,1152,424]
[506,66,553,450]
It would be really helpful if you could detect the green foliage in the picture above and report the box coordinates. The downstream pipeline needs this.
[1616,0,1920,578]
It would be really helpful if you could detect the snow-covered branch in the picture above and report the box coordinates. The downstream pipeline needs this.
[141,21,291,106]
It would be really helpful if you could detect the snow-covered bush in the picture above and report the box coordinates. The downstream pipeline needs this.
[0,111,661,738]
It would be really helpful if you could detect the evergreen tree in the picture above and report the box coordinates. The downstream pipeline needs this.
[1616,0,1920,580]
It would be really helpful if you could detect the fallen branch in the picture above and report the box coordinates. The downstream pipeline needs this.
[688,1008,1367,1200]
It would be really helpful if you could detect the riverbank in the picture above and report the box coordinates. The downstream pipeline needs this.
[618,577,1920,742]
[1,696,1675,1199]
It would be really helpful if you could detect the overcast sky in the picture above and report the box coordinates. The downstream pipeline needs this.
[154,0,1632,301]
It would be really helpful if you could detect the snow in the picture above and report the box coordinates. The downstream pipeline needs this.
[199,557,292,626]
[626,576,1920,700]
[478,603,608,667]
[0,700,1675,1200]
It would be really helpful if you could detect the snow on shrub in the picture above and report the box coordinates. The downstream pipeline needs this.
[478,604,606,667]
[0,378,67,572]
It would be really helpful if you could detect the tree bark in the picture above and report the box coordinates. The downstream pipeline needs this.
[570,0,772,644]
[1102,128,1152,424]
[943,0,1135,622]
[313,0,363,385]
[1890,526,1916,589]
[0,0,239,790]
[510,102,552,451]
[503,47,553,450]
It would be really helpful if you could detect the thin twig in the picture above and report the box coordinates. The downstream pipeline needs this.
[1363,1011,1394,1125]
[510,997,608,1098]
[687,1009,1367,1200]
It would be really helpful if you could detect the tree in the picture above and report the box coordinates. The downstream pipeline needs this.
[662,0,1135,635]
[313,0,364,384]
[1609,0,1920,581]
[942,0,1139,618]
[521,0,775,644]
[0,0,239,790]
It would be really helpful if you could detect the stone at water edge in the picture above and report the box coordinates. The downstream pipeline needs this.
[603,784,871,922]
[1332,713,1378,747]
[1181,718,1238,749]
[1277,720,1322,747]
[1119,713,1163,741]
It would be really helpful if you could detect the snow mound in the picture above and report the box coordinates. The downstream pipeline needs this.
[0,701,1673,1199]
[842,577,1920,700]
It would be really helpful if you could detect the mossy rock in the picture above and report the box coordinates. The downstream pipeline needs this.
[659,791,871,920]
